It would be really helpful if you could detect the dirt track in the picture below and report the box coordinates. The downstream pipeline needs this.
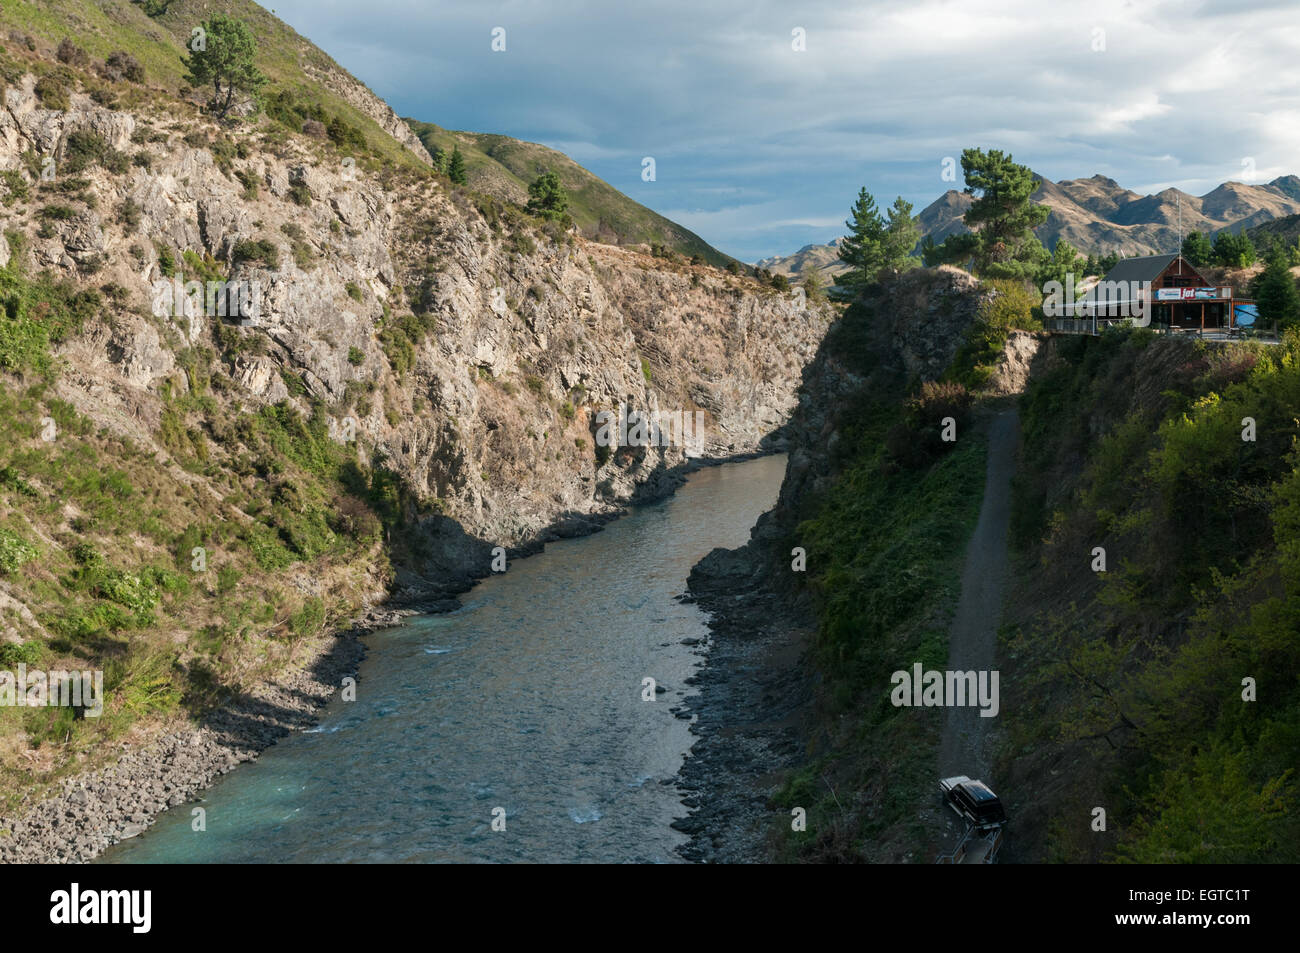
[938,408,1019,781]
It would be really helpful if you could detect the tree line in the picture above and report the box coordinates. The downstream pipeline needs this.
[834,148,1300,329]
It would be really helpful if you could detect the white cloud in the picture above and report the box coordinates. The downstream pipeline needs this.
[267,0,1300,260]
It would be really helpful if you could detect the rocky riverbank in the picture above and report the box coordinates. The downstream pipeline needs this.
[0,447,784,864]
[673,529,816,863]
[0,604,406,864]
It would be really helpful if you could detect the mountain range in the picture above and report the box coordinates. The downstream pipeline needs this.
[758,173,1300,277]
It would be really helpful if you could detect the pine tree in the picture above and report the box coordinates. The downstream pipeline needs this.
[880,197,920,279]
[448,145,468,185]
[1253,246,1300,329]
[1182,230,1212,267]
[1037,239,1083,287]
[183,14,267,121]
[838,188,885,291]
[1212,231,1256,269]
[525,170,568,220]
[929,148,1048,279]
[429,146,450,176]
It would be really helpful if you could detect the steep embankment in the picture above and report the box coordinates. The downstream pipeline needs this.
[0,31,830,860]
[999,329,1300,863]
[681,267,1002,862]
[690,279,1300,865]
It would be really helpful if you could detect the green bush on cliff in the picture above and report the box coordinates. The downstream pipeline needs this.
[0,528,38,574]
[0,266,103,372]
[1005,328,1300,862]
[946,279,1040,389]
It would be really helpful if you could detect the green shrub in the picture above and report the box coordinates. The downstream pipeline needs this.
[236,168,259,201]
[379,327,415,377]
[0,267,102,371]
[35,74,71,111]
[979,278,1041,331]
[1,170,29,206]
[248,526,295,570]
[290,240,315,270]
[232,238,280,269]
[155,244,178,277]
[0,313,50,372]
[0,640,42,667]
[0,465,39,497]
[216,565,240,594]
[118,198,141,231]
[326,116,366,153]
[288,596,326,637]
[62,131,129,175]
[182,249,225,284]
[0,528,38,574]
[347,346,364,366]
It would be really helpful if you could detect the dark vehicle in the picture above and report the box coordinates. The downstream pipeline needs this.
[939,775,1007,831]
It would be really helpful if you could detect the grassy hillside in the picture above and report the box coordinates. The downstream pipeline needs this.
[0,0,429,171]
[2,1,737,267]
[405,119,737,268]
[1003,328,1300,862]
[1246,213,1300,250]
[0,263,419,806]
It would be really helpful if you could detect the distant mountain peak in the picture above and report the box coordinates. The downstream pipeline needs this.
[758,168,1300,274]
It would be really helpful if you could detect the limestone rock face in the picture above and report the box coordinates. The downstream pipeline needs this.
[300,63,433,167]
[0,73,833,590]
[986,329,1043,396]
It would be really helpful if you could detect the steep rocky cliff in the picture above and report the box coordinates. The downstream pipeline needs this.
[2,67,828,569]
[770,266,983,536]
[0,39,830,827]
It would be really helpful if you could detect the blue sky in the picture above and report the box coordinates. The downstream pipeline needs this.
[264,0,1300,262]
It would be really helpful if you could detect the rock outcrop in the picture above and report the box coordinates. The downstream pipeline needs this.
[0,75,832,590]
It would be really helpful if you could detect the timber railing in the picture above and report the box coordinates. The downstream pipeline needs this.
[1046,318,1281,343]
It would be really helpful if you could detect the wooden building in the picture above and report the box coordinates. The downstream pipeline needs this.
[1099,253,1259,332]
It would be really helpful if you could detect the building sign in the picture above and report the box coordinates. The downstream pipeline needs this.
[1234,303,1258,327]
[1155,286,1231,301]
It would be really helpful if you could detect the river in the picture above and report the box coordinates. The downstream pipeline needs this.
[101,454,786,863]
